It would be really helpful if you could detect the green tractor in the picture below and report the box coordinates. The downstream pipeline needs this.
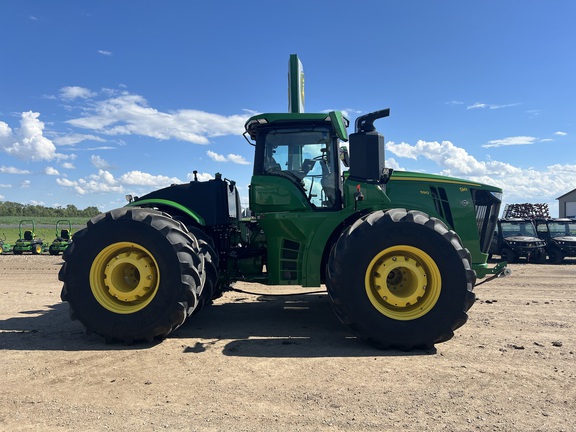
[1,233,13,254]
[59,55,508,349]
[13,220,47,255]
[49,220,73,255]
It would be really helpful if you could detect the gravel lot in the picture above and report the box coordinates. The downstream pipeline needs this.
[1,255,575,431]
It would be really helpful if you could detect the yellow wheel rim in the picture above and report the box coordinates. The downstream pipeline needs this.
[365,245,441,321]
[90,242,160,314]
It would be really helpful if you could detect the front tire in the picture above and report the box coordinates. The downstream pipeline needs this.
[548,248,565,264]
[326,209,476,350]
[59,207,203,343]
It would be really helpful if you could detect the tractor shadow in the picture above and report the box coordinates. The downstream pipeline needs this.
[0,291,435,357]
[174,292,437,358]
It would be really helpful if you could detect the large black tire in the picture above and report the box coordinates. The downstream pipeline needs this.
[548,248,565,264]
[530,249,547,264]
[500,247,516,263]
[188,227,220,309]
[59,207,203,343]
[326,209,476,350]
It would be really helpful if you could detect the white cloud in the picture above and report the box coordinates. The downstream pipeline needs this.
[206,150,228,162]
[0,194,3,199]
[57,168,182,197]
[66,92,249,144]
[98,50,113,56]
[56,178,78,187]
[44,167,60,175]
[186,172,214,182]
[386,140,514,176]
[0,183,12,188]
[119,170,181,186]
[482,136,537,148]
[21,180,31,189]
[207,150,249,164]
[386,140,521,177]
[554,131,567,136]
[91,155,111,169]
[386,139,576,209]
[0,112,64,161]
[0,165,30,174]
[53,133,106,146]
[227,153,250,165]
[60,86,96,100]
[61,162,76,169]
[467,102,520,110]
[74,170,124,195]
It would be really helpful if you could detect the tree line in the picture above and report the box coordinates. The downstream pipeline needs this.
[0,201,100,218]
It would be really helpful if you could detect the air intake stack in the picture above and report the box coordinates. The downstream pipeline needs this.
[348,109,391,183]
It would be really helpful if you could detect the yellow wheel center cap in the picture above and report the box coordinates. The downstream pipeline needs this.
[90,242,160,314]
[365,245,442,321]
[104,250,157,302]
[371,255,427,307]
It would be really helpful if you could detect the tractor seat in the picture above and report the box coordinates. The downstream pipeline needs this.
[24,230,33,241]
[60,229,70,240]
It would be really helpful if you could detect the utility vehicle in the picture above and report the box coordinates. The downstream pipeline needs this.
[535,218,576,263]
[59,55,507,349]
[489,218,546,263]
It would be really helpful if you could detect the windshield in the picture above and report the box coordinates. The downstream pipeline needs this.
[500,221,538,238]
[548,221,576,237]
[263,127,340,208]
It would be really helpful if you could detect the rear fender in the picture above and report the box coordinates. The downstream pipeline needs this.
[128,199,206,226]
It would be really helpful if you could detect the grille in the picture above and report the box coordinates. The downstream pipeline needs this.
[472,189,501,253]
[280,239,301,281]
[430,187,455,228]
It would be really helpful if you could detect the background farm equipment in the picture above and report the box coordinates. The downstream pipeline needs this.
[535,218,576,263]
[13,220,48,255]
[1,233,13,254]
[49,220,73,255]
[489,217,547,263]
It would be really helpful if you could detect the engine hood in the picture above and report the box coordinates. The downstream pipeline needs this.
[504,236,542,243]
[552,236,576,243]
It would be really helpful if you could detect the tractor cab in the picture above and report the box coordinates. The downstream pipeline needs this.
[246,112,349,212]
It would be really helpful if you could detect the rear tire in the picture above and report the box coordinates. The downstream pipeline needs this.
[326,209,476,350]
[59,207,203,343]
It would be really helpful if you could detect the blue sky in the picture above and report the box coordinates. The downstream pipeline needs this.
[0,1,574,216]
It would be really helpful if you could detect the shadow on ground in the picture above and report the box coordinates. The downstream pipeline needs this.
[0,292,436,357]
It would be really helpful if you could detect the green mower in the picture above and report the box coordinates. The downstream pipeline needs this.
[1,233,13,254]
[13,220,47,255]
[49,220,73,255]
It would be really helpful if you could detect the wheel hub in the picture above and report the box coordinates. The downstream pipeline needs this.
[90,242,160,314]
[365,245,441,320]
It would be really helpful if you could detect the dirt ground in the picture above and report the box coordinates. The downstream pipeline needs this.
[0,255,575,432]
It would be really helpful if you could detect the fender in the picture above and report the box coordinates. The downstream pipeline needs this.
[127,198,206,226]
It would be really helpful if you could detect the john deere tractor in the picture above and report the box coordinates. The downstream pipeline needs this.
[59,55,507,349]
